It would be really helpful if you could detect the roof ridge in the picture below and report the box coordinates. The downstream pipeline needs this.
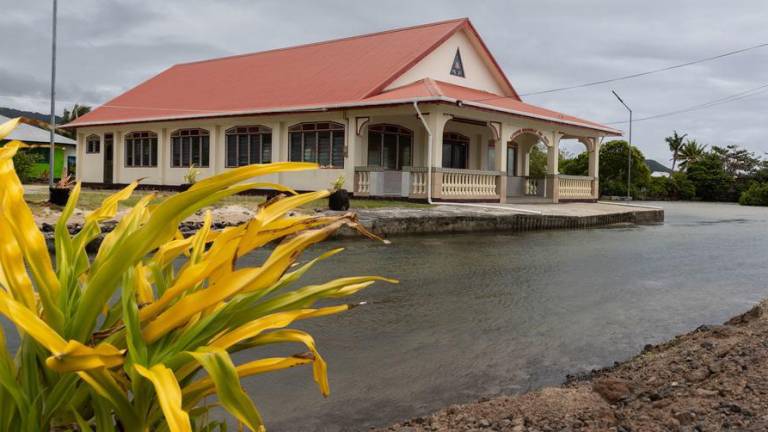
[177,18,469,67]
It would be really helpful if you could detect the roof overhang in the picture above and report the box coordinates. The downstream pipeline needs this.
[64,97,622,136]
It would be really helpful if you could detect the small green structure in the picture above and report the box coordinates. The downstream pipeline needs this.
[0,114,76,180]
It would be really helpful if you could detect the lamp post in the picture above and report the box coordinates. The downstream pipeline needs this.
[48,0,58,191]
[611,90,632,200]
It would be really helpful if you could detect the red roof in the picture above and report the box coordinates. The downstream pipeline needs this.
[366,79,617,132]
[67,18,618,134]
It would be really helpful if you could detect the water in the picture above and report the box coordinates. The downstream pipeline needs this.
[235,201,768,431]
[4,202,768,431]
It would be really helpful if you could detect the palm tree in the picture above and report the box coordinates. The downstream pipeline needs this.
[665,131,687,172]
[677,140,707,171]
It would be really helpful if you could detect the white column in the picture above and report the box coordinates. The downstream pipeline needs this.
[160,128,168,185]
[546,132,561,175]
[345,114,356,188]
[588,137,600,198]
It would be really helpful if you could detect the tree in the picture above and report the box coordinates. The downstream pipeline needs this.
[739,182,768,206]
[686,152,733,201]
[598,140,651,197]
[665,131,687,172]
[528,143,548,177]
[711,144,760,177]
[677,140,707,171]
[61,103,91,123]
[60,104,92,138]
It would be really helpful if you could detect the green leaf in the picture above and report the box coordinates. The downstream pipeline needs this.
[187,348,264,432]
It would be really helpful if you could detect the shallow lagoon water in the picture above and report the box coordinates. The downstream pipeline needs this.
[235,201,768,431]
[4,202,768,431]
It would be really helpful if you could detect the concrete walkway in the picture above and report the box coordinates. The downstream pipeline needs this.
[347,202,664,237]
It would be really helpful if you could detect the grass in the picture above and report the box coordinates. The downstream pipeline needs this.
[24,188,431,215]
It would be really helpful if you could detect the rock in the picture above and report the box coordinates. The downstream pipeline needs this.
[593,378,631,403]
[675,411,696,425]
[478,418,491,427]
[694,388,718,397]
[684,368,710,383]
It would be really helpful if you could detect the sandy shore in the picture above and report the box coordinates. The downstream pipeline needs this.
[378,300,768,432]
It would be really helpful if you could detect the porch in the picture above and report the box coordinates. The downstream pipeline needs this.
[350,104,602,203]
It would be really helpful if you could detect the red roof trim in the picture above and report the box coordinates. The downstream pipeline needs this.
[461,20,520,100]
[362,19,467,99]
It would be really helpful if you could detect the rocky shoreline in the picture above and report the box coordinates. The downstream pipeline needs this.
[378,301,768,432]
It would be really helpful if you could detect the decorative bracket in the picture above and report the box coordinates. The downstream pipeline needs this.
[355,116,370,136]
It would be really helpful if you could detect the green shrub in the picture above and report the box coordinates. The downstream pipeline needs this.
[11,148,40,182]
[739,182,768,206]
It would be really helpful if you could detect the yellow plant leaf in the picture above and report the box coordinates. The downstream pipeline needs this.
[45,341,125,373]
[0,212,36,308]
[0,118,20,141]
[247,329,330,396]
[0,290,66,353]
[0,157,63,328]
[135,364,191,432]
[183,356,312,407]
[210,306,348,350]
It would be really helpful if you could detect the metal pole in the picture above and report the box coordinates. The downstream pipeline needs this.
[611,90,632,200]
[48,0,57,189]
[627,108,632,200]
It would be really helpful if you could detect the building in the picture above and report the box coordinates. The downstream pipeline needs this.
[1,114,77,178]
[65,18,620,203]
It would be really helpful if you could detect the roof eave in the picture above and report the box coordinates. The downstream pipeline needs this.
[65,97,620,136]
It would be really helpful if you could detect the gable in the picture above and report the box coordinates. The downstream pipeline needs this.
[384,29,510,97]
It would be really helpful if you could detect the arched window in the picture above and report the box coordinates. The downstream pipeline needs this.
[289,122,345,168]
[171,128,210,168]
[225,126,271,167]
[442,132,469,169]
[124,131,157,168]
[367,124,412,170]
[86,134,100,154]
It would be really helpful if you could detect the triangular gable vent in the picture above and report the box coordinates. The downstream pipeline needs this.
[450,48,465,78]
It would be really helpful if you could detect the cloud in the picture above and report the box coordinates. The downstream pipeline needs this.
[2,0,767,161]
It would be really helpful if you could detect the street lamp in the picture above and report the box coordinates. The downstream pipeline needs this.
[611,90,632,200]
[48,0,58,191]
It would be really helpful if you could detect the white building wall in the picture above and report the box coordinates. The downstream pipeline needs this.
[386,30,507,95]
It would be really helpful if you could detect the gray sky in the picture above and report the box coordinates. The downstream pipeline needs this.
[2,0,767,164]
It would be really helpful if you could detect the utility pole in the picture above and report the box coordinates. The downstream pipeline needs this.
[612,90,632,200]
[48,0,58,190]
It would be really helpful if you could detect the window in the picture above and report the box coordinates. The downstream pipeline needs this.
[225,126,272,167]
[171,129,210,168]
[124,131,157,167]
[367,124,412,170]
[86,134,100,153]
[450,48,465,78]
[288,122,345,168]
[442,132,469,169]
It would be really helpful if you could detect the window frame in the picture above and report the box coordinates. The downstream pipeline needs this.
[124,131,158,168]
[85,134,101,154]
[170,128,210,168]
[288,122,345,169]
[224,125,272,168]
[367,124,413,170]
[442,132,470,169]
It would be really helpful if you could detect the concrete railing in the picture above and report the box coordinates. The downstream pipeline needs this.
[409,169,428,197]
[525,177,545,196]
[558,175,594,200]
[354,170,370,195]
[440,168,498,198]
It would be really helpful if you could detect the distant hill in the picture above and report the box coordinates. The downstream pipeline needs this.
[646,159,673,174]
[0,107,63,124]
